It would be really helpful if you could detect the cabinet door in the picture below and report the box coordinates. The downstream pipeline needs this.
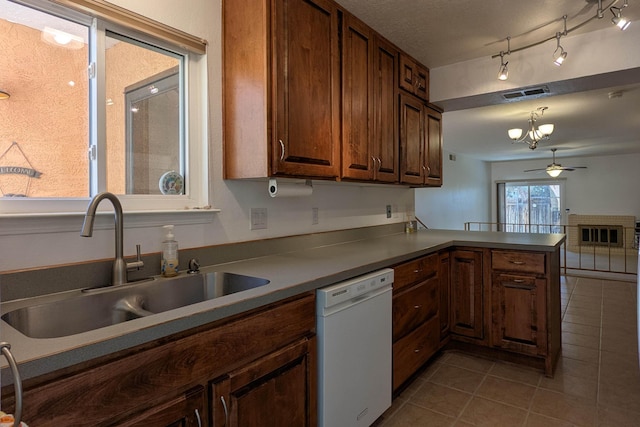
[211,337,316,427]
[491,274,547,356]
[399,93,425,185]
[393,276,439,341]
[450,249,484,339]
[425,106,442,186]
[439,251,451,341]
[273,0,340,178]
[372,36,399,183]
[398,54,429,101]
[341,14,374,181]
[116,387,205,427]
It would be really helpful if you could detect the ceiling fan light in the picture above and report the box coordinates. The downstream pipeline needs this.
[547,168,563,178]
[508,128,523,140]
[538,123,554,136]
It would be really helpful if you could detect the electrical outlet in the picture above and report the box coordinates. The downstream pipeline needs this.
[312,207,319,225]
[250,208,268,230]
[386,204,392,218]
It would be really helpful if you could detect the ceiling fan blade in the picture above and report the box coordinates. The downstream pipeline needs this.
[557,166,588,171]
[523,168,548,172]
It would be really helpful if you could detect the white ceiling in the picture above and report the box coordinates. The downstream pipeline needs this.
[336,0,640,163]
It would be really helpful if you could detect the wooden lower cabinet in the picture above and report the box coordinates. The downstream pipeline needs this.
[1,293,317,427]
[450,248,485,340]
[120,386,205,427]
[392,253,441,391]
[211,337,316,427]
[491,273,547,356]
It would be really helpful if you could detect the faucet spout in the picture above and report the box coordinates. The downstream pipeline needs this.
[81,192,126,286]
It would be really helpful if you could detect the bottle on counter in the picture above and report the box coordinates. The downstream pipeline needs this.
[161,225,179,277]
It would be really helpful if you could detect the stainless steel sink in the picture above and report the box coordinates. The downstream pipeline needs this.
[1,272,270,339]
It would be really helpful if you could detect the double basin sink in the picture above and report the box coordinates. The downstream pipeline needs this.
[1,272,270,339]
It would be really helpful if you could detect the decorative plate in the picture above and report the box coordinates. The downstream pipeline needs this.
[159,171,184,195]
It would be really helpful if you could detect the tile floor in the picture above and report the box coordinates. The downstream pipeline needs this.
[377,275,640,427]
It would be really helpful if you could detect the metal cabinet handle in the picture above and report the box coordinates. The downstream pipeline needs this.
[414,305,422,310]
[376,157,382,171]
[0,342,22,427]
[194,408,202,427]
[506,282,535,290]
[279,139,285,161]
[414,346,423,353]
[512,279,525,283]
[510,260,525,265]
[220,395,229,427]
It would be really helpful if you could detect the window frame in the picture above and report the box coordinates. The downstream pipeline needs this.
[0,0,210,217]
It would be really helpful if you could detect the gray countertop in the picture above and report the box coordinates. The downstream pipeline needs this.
[0,228,564,384]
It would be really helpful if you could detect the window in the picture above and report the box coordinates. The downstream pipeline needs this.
[497,180,564,233]
[0,0,208,214]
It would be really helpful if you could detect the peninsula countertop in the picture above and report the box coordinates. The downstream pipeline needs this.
[0,228,565,383]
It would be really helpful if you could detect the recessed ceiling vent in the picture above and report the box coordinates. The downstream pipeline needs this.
[502,86,551,100]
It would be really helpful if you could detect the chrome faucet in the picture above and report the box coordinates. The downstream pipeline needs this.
[81,192,144,286]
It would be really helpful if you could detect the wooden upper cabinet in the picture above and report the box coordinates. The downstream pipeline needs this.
[399,53,429,101]
[399,93,425,185]
[273,0,341,178]
[372,36,399,183]
[425,106,443,186]
[223,0,340,179]
[341,14,375,181]
[341,15,398,183]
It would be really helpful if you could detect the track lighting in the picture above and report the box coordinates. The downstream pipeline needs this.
[552,16,568,66]
[497,37,510,81]
[553,33,567,66]
[611,0,631,30]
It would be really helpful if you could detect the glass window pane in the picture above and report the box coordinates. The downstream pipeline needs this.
[0,1,89,198]
[105,32,183,195]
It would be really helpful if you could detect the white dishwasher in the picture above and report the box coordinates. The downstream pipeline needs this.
[316,268,393,427]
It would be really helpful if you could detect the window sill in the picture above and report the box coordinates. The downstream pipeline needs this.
[0,208,220,236]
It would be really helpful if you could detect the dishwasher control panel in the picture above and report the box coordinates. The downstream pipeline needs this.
[316,268,394,309]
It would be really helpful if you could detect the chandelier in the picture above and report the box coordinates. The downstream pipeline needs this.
[507,107,554,150]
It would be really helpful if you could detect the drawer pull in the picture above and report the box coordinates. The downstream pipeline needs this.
[414,346,423,353]
[506,282,535,290]
[512,279,525,283]
[414,305,422,309]
[510,260,525,265]
[413,269,422,273]
[221,395,229,426]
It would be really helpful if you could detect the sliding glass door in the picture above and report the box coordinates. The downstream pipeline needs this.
[497,181,564,233]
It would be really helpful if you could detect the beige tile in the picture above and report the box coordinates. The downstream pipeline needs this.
[597,405,640,427]
[563,314,602,327]
[570,294,602,304]
[565,307,602,320]
[539,371,598,402]
[561,342,600,364]
[418,360,446,381]
[598,380,640,414]
[452,421,474,427]
[525,413,576,427]
[561,322,601,338]
[428,365,485,394]
[459,396,527,427]
[378,398,407,423]
[562,331,600,350]
[488,362,542,386]
[475,376,536,409]
[600,329,638,355]
[397,375,427,400]
[383,403,455,427]
[573,287,603,298]
[531,389,597,426]
[444,352,494,373]
[554,357,599,381]
[409,382,471,418]
[567,299,602,311]
[599,350,640,385]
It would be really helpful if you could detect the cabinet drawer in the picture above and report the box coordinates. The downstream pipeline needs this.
[394,254,438,291]
[492,250,546,275]
[393,276,438,341]
[393,315,439,391]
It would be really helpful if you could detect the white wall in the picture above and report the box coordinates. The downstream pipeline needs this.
[415,151,491,230]
[491,152,640,222]
[0,0,414,272]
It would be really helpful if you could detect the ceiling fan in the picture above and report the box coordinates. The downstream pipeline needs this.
[524,148,587,177]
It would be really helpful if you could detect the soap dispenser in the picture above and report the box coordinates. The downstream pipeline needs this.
[161,225,179,277]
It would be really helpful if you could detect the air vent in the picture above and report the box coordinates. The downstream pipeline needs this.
[502,86,550,100]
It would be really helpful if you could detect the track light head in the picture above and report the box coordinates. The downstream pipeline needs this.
[553,32,567,66]
[611,1,631,30]
[496,38,511,81]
